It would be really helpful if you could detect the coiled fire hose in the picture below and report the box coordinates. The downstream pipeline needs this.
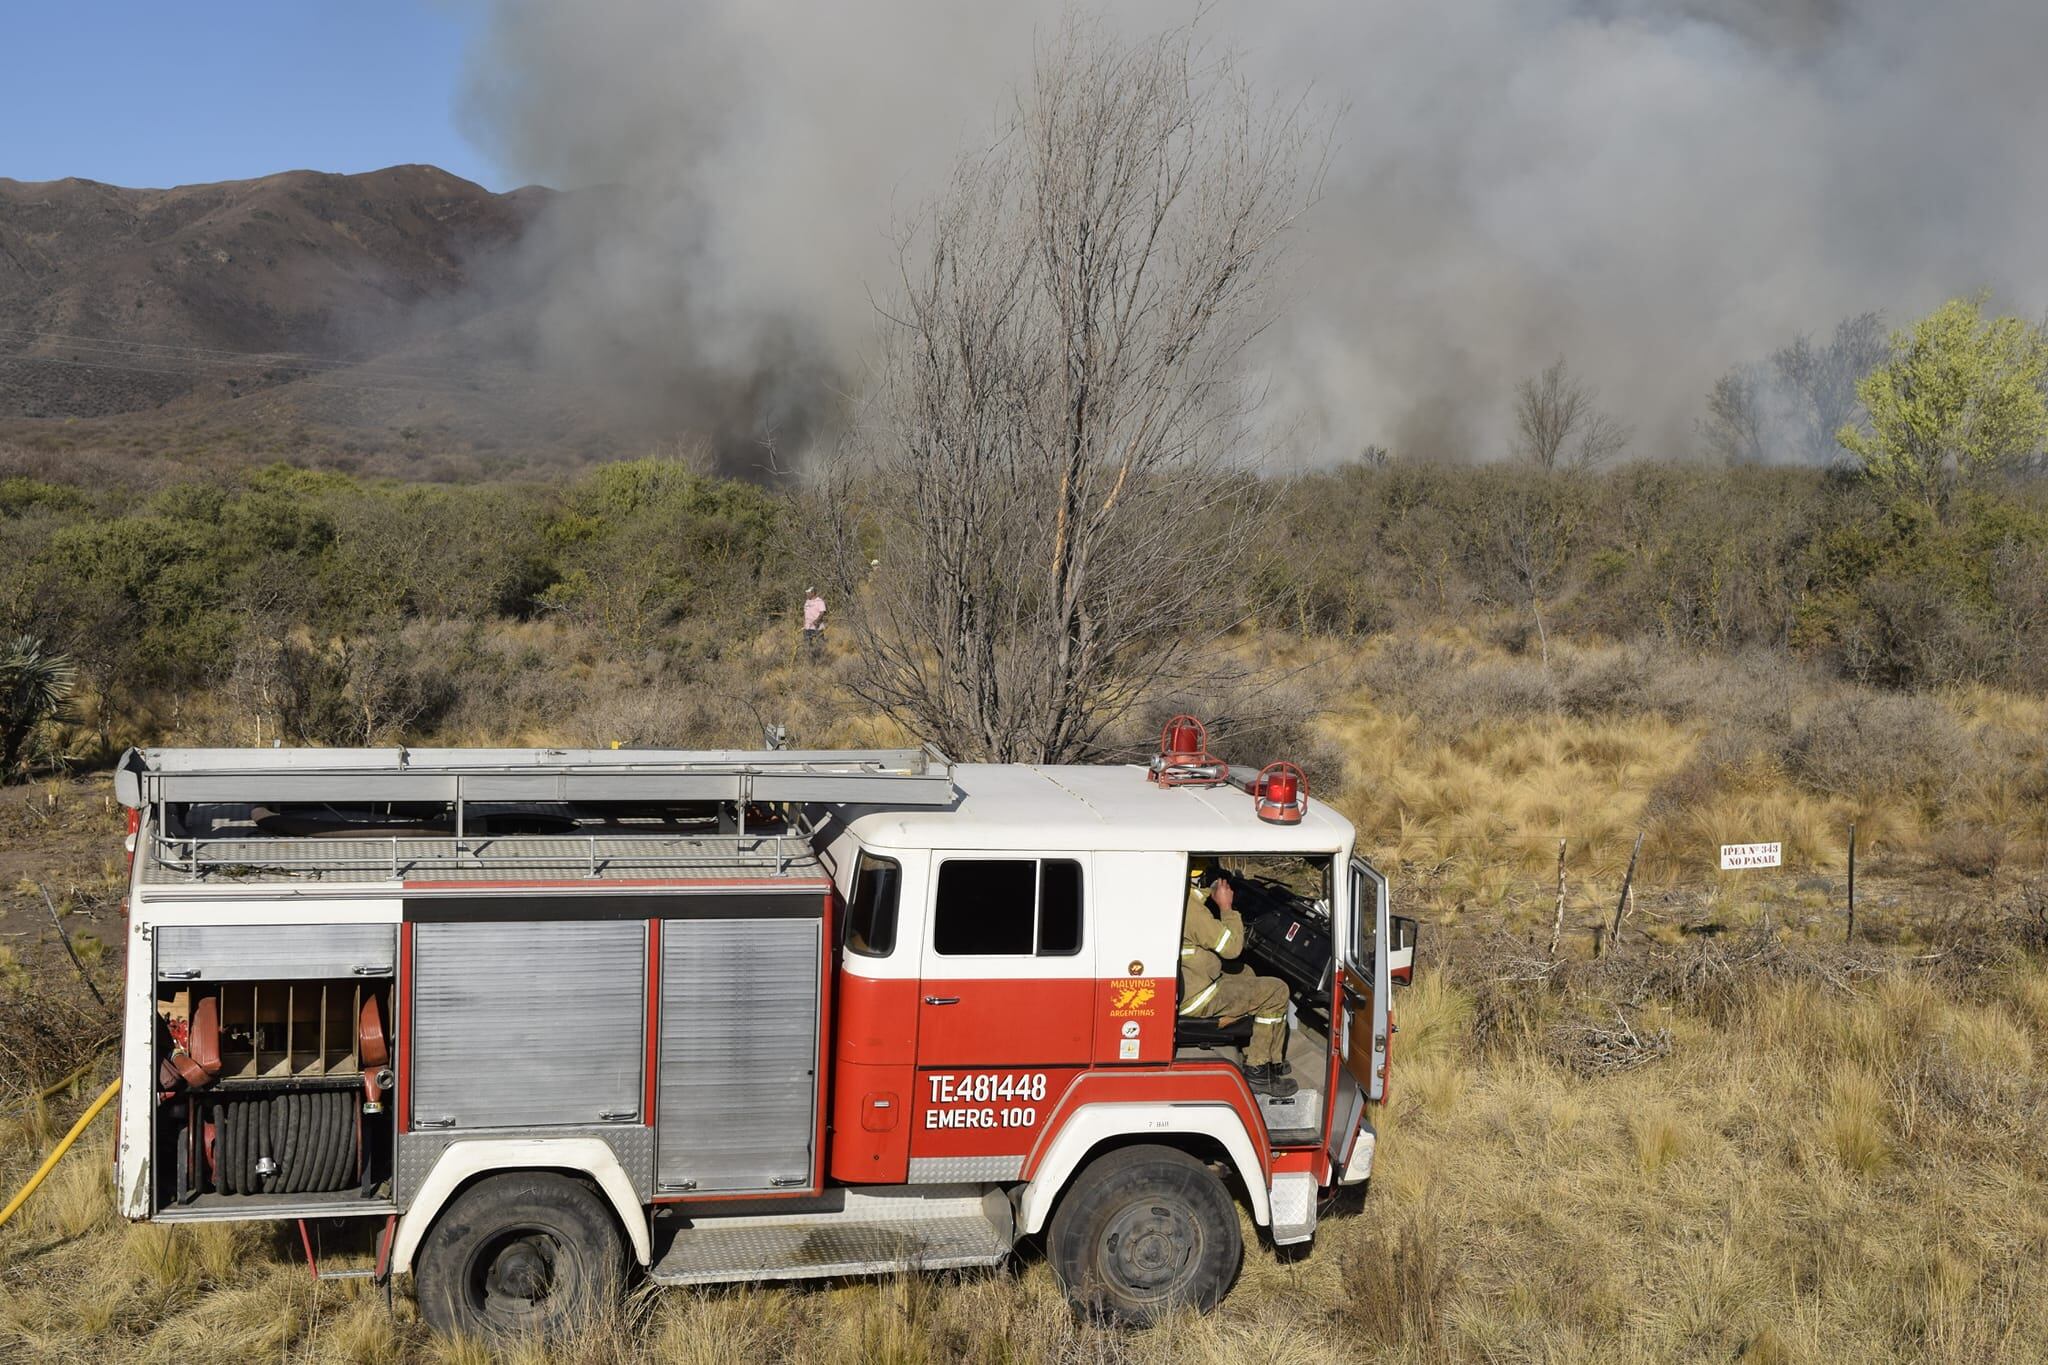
[0,1078,122,1230]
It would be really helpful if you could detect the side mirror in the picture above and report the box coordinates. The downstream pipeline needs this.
[1389,915,1418,986]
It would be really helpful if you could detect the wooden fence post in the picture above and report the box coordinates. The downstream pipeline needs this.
[1845,821,1857,945]
[1548,838,1567,959]
[1607,831,1644,956]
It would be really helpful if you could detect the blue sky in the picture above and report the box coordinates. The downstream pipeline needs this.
[0,2,506,189]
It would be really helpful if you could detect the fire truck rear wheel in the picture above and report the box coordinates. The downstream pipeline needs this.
[1047,1144,1242,1325]
[414,1172,625,1340]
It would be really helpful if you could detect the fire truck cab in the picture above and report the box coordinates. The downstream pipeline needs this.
[113,741,1414,1335]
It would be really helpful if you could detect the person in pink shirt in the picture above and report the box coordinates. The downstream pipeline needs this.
[801,587,827,657]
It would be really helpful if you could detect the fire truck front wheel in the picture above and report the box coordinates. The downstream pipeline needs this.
[414,1171,626,1340]
[1047,1144,1243,1325]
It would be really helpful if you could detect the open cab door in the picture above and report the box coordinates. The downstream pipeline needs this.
[1342,857,1394,1100]
[1340,856,1419,1109]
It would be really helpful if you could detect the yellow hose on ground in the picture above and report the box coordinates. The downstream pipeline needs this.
[0,1078,121,1230]
[1,1054,103,1118]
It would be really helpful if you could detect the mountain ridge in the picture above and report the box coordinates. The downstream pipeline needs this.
[0,164,553,422]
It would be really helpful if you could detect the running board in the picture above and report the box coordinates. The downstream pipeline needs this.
[649,1185,1014,1287]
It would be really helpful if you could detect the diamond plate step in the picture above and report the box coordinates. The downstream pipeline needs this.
[649,1185,1014,1286]
[1255,1085,1323,1143]
[1268,1170,1319,1246]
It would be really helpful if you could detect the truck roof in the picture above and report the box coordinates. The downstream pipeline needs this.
[835,763,1353,854]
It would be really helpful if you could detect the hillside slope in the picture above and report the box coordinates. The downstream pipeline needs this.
[0,165,546,420]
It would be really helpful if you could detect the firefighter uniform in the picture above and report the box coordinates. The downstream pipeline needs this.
[1180,884,1291,1068]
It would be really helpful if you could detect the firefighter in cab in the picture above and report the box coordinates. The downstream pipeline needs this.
[1181,861,1297,1096]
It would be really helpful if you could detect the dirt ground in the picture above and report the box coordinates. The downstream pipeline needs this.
[0,779,124,1014]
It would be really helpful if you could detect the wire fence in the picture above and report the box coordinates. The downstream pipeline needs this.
[1369,820,1874,950]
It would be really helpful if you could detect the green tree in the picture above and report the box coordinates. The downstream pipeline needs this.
[1839,297,2048,520]
[0,636,78,781]
[538,458,787,652]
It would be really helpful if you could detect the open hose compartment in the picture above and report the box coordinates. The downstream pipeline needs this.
[152,950,397,1218]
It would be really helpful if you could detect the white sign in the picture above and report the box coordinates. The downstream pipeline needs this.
[1720,842,1782,870]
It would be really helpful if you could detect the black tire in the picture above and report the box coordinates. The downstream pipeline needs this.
[1046,1144,1242,1326]
[414,1172,626,1341]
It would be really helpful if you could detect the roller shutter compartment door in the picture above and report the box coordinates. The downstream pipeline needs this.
[157,923,395,981]
[657,918,820,1193]
[411,920,646,1130]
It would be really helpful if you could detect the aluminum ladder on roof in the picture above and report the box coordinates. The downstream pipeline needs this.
[114,745,957,812]
[115,745,957,881]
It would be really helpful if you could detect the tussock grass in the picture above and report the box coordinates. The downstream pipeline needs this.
[1330,633,2048,940]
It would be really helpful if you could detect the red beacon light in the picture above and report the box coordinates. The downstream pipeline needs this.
[1148,714,1228,787]
[1253,762,1308,825]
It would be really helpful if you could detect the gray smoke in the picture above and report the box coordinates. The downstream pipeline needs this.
[459,0,2048,468]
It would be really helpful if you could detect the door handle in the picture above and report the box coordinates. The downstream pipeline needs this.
[923,995,960,1006]
[416,1116,455,1129]
[353,964,393,976]
[599,1108,640,1122]
[161,968,201,980]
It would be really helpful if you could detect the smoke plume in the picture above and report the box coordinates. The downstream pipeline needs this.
[460,0,2048,468]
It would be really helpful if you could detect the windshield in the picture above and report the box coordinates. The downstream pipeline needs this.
[1203,853,1332,907]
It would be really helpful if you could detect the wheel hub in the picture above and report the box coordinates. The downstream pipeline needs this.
[483,1234,558,1305]
[1102,1201,1199,1293]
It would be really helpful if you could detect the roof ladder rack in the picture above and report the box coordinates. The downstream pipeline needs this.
[117,745,957,883]
[115,745,956,812]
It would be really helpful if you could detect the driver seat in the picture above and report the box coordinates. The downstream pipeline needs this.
[1174,1015,1255,1051]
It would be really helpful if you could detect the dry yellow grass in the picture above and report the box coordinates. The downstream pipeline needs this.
[1326,634,2048,939]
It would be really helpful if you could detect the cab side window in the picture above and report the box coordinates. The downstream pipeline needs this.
[1038,860,1083,955]
[845,853,901,957]
[933,858,1085,957]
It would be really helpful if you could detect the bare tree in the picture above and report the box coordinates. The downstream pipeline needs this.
[1772,311,1885,464]
[821,18,1324,763]
[1514,357,1631,470]
[1476,476,1582,690]
[1699,364,1768,465]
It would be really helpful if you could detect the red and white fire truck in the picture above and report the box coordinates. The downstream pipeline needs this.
[113,731,1415,1334]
